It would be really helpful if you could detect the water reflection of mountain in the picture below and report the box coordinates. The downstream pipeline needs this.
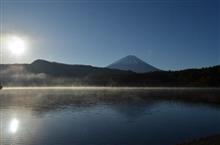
[0,89,220,115]
[110,102,157,121]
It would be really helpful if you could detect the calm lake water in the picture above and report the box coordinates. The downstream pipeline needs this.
[0,88,220,145]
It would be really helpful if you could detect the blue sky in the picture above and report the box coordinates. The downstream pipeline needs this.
[0,0,219,70]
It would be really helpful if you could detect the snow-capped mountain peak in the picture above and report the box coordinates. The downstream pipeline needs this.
[107,55,159,73]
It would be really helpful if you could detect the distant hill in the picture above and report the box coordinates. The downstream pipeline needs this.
[28,59,102,77]
[0,59,219,87]
[107,55,159,73]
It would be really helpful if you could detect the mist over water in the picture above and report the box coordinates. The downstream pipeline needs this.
[0,88,220,145]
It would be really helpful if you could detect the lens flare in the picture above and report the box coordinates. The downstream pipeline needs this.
[9,118,19,134]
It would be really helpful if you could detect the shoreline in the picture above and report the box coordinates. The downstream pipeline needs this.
[1,86,220,105]
[2,86,220,90]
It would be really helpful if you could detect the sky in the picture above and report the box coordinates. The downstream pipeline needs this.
[0,0,219,70]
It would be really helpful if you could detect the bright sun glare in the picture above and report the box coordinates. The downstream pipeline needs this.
[9,118,19,134]
[6,36,26,56]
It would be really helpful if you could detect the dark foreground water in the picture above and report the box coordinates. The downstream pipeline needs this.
[0,88,220,145]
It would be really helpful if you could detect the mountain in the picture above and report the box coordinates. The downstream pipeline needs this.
[27,59,132,77]
[28,59,99,77]
[107,55,159,73]
[0,59,219,87]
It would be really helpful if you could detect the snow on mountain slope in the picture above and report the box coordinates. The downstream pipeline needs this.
[107,55,159,73]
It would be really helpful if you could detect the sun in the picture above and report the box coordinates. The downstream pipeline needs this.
[6,36,27,56]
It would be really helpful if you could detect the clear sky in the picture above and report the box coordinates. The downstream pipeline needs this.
[0,0,219,70]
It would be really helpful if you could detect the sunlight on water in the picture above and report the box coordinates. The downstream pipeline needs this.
[9,118,19,134]
[0,89,219,145]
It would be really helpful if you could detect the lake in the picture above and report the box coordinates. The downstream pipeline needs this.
[0,87,220,145]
